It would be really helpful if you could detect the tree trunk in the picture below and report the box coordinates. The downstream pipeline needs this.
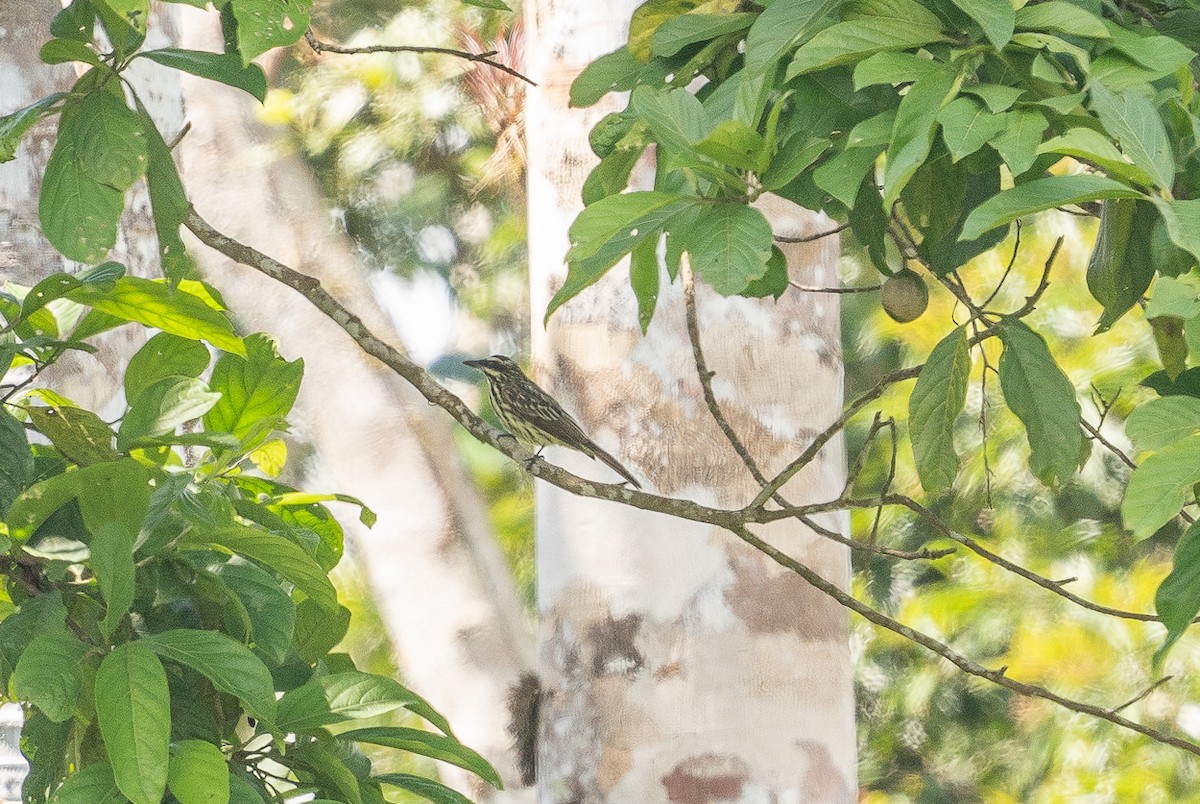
[523,1,858,799]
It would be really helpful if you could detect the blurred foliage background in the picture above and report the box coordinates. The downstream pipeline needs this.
[264,0,1200,799]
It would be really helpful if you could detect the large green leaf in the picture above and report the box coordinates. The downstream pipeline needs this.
[1122,435,1200,539]
[167,740,230,804]
[142,629,277,723]
[375,774,472,804]
[1155,520,1200,667]
[7,458,150,540]
[551,192,696,321]
[207,556,295,665]
[882,69,957,207]
[125,332,212,403]
[1088,82,1174,191]
[959,175,1143,241]
[12,633,90,722]
[1126,396,1200,452]
[340,727,503,789]
[293,599,351,663]
[68,277,243,356]
[987,107,1047,176]
[49,762,124,804]
[24,711,71,804]
[651,13,756,58]
[996,319,1083,485]
[288,740,363,804]
[91,522,135,639]
[203,333,302,445]
[682,204,773,295]
[185,523,338,612]
[909,326,970,495]
[630,85,710,155]
[322,671,454,736]
[570,47,644,108]
[95,643,170,804]
[135,97,194,283]
[117,376,221,451]
[745,0,840,70]
[140,48,267,102]
[1015,1,1109,39]
[786,15,950,77]
[1037,127,1156,188]
[39,90,140,262]
[0,406,34,515]
[231,0,312,63]
[937,97,1005,162]
[949,0,1013,48]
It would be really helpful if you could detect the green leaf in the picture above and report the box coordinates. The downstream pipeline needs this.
[786,14,950,77]
[50,762,124,804]
[68,277,243,355]
[125,332,212,403]
[741,245,789,299]
[629,236,660,334]
[745,0,839,70]
[570,47,644,108]
[551,192,696,321]
[1151,199,1200,266]
[630,86,710,154]
[0,93,66,163]
[1123,435,1200,539]
[1037,127,1156,187]
[909,326,970,495]
[684,204,773,295]
[92,522,135,638]
[50,0,95,43]
[228,773,268,804]
[1127,396,1200,452]
[460,0,512,9]
[40,39,100,66]
[996,319,1083,485]
[341,727,503,789]
[693,119,768,171]
[988,107,1047,176]
[1155,520,1200,667]
[140,49,267,102]
[0,406,34,515]
[961,84,1024,113]
[118,377,221,450]
[1145,276,1200,321]
[95,0,149,56]
[39,90,144,263]
[208,556,295,665]
[7,457,150,539]
[142,629,277,723]
[853,52,942,89]
[937,97,1006,162]
[293,600,351,663]
[814,143,884,208]
[1088,82,1174,191]
[134,97,194,283]
[882,69,958,207]
[322,671,454,735]
[13,633,90,722]
[231,0,312,63]
[651,13,755,58]
[1015,1,1108,39]
[25,403,118,465]
[376,773,472,804]
[289,740,363,804]
[24,710,71,804]
[959,175,1143,241]
[168,740,230,804]
[276,678,340,733]
[184,524,339,612]
[1086,199,1157,332]
[95,643,170,804]
[1151,315,1188,382]
[203,333,301,444]
[949,0,1013,48]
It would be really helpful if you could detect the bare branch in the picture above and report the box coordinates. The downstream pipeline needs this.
[304,30,536,86]
[788,281,882,295]
[730,524,1200,758]
[1110,676,1173,715]
[774,222,848,243]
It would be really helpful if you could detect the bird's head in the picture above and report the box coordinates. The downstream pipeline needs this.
[464,354,524,380]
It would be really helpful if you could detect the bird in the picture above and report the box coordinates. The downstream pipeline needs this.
[464,354,642,489]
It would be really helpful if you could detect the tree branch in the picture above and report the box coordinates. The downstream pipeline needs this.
[304,30,536,86]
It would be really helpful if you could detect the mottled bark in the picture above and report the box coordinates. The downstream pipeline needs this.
[524,0,858,799]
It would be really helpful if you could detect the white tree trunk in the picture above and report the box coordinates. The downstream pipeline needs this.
[524,1,858,799]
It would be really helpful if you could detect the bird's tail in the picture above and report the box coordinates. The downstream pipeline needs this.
[588,443,642,489]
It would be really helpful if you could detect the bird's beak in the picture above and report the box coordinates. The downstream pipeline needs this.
[463,358,485,369]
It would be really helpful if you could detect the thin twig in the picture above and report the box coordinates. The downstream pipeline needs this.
[304,30,536,86]
[730,524,1200,758]
[1110,676,1173,715]
[788,281,882,295]
[774,223,848,243]
[1006,237,1062,320]
[682,263,786,507]
[978,220,1022,311]
[800,514,955,561]
[843,411,886,497]
[1082,418,1137,470]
